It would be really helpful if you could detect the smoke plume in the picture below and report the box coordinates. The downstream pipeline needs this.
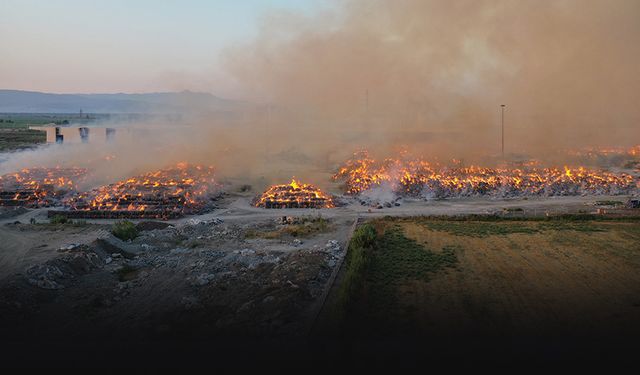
[224,0,640,160]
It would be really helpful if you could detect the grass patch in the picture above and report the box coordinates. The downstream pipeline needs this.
[336,224,377,314]
[538,221,608,233]
[328,215,640,338]
[39,216,92,228]
[422,221,539,237]
[112,220,138,241]
[246,216,333,239]
[367,226,457,295]
[245,229,281,239]
[423,219,609,236]
[383,214,640,223]
[0,128,46,151]
[376,215,640,241]
[0,113,106,128]
[337,222,458,323]
[613,224,640,240]
[50,214,69,225]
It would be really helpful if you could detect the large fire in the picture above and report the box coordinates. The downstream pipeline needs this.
[63,163,219,218]
[255,179,334,208]
[333,151,638,198]
[0,167,87,207]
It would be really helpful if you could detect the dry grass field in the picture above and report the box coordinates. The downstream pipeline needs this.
[325,216,640,363]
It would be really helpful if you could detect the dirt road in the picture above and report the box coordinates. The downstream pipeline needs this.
[0,224,108,277]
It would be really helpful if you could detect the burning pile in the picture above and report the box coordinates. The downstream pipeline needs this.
[566,145,640,170]
[334,152,638,199]
[255,179,334,209]
[0,167,87,207]
[60,163,220,219]
[568,145,640,158]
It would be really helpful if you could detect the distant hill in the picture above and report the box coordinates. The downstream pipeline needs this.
[0,90,246,113]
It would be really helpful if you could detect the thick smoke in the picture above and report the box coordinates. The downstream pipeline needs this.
[224,0,640,161]
[1,0,639,191]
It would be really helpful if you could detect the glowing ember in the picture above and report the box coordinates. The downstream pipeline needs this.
[334,151,638,198]
[255,179,334,209]
[64,163,219,218]
[568,145,640,158]
[0,167,87,207]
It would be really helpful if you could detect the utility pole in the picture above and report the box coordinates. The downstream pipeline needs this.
[363,89,369,130]
[265,105,270,159]
[501,104,506,158]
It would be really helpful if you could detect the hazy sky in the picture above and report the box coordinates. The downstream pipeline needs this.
[0,0,323,95]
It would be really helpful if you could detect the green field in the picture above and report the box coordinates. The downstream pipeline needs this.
[0,128,46,151]
[0,113,104,151]
[0,113,102,128]
[321,215,640,339]
[0,114,56,151]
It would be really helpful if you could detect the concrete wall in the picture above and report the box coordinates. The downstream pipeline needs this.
[36,126,124,144]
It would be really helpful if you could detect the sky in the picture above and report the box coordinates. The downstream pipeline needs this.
[0,0,324,96]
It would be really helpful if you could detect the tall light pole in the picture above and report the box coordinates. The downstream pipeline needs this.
[501,104,506,158]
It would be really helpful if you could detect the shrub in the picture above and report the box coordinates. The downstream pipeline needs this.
[50,214,69,224]
[337,223,377,313]
[350,224,377,249]
[112,220,138,241]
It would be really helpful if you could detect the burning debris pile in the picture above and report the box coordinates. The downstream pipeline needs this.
[254,179,334,209]
[565,145,640,170]
[568,145,640,159]
[334,152,639,201]
[0,167,87,207]
[57,163,220,219]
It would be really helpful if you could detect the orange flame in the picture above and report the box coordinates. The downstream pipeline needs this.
[256,179,334,208]
[334,151,637,197]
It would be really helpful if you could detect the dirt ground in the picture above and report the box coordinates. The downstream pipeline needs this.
[0,222,110,276]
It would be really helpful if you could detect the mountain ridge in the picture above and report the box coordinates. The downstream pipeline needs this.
[0,89,245,113]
